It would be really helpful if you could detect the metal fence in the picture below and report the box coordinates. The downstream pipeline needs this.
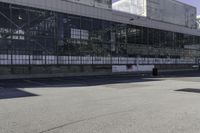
[0,51,198,66]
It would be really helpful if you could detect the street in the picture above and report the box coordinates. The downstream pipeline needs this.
[1,73,200,133]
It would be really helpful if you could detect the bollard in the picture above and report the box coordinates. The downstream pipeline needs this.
[152,68,158,76]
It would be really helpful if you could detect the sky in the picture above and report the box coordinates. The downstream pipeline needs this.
[112,0,200,15]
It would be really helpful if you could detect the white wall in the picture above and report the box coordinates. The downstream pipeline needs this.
[112,65,157,73]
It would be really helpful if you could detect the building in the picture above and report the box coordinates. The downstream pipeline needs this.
[0,0,199,78]
[112,0,147,16]
[197,16,200,29]
[62,0,112,9]
[113,0,197,29]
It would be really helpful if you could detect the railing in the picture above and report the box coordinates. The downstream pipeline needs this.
[0,54,198,65]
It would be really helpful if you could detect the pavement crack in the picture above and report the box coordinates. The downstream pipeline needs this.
[38,109,135,133]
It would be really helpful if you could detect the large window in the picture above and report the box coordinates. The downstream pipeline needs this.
[0,2,199,59]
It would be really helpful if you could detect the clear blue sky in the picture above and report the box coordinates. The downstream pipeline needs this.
[112,0,200,15]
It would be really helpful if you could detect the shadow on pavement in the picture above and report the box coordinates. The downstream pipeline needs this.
[0,70,200,100]
[0,75,161,100]
[175,88,200,94]
[0,88,38,100]
[0,75,160,88]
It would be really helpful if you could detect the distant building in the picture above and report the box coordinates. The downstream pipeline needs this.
[64,0,112,9]
[113,0,197,29]
[0,0,199,78]
[113,0,147,16]
[197,16,200,29]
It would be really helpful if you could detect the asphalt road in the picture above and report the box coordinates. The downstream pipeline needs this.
[1,72,200,133]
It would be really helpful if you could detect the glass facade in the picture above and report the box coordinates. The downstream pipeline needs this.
[0,2,200,66]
